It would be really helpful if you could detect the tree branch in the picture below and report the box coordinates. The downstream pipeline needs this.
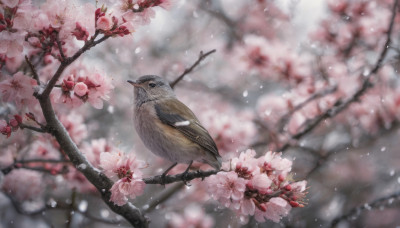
[39,31,110,99]
[19,123,47,133]
[38,97,148,227]
[33,29,146,226]
[278,0,399,152]
[330,190,400,228]
[143,169,220,185]
[169,49,216,89]
[24,56,40,85]
[142,182,185,214]
[55,32,66,61]
[278,85,337,131]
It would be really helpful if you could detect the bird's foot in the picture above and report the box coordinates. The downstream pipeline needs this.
[181,161,193,186]
[181,171,191,186]
[160,173,168,187]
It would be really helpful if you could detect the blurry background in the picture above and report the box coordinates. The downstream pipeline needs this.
[2,0,400,227]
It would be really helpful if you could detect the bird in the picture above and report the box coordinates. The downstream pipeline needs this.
[127,75,221,182]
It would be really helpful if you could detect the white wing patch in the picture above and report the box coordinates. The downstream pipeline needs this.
[174,120,190,126]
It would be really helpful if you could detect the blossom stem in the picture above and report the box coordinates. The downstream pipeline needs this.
[39,31,110,99]
[24,56,40,85]
[169,49,216,89]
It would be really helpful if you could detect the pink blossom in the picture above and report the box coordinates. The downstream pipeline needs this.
[0,31,24,58]
[254,197,291,223]
[82,138,112,167]
[52,75,83,107]
[0,120,11,137]
[109,178,146,206]
[208,150,306,223]
[1,169,44,201]
[207,171,246,206]
[249,173,272,194]
[118,178,145,197]
[40,0,95,40]
[72,22,89,41]
[231,149,258,179]
[75,70,114,109]
[239,198,256,216]
[257,94,289,125]
[2,0,19,8]
[64,168,96,193]
[28,137,60,160]
[59,112,88,144]
[0,72,37,109]
[327,0,348,13]
[287,112,306,135]
[167,204,215,228]
[74,82,88,97]
[100,149,146,206]
[258,151,292,177]
[97,15,113,31]
[199,109,256,156]
[99,150,124,177]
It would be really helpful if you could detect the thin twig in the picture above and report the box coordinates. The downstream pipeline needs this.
[25,56,40,85]
[142,182,185,214]
[56,32,66,61]
[278,85,337,131]
[169,49,216,89]
[330,190,400,228]
[20,123,47,133]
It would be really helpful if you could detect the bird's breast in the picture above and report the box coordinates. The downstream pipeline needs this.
[134,103,199,162]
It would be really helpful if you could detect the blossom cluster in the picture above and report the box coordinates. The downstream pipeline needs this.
[233,35,312,85]
[52,68,114,109]
[207,149,307,223]
[0,114,22,138]
[99,149,146,206]
[199,109,256,157]
[1,169,44,202]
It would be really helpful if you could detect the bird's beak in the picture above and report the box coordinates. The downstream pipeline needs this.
[127,80,141,87]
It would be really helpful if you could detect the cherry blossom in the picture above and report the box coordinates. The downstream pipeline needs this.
[100,149,146,205]
[166,204,215,228]
[0,72,37,109]
[59,112,88,145]
[1,169,44,201]
[207,149,307,223]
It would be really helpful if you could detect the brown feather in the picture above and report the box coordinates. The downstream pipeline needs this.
[154,99,220,158]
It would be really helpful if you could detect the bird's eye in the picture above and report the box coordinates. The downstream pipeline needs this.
[149,82,156,88]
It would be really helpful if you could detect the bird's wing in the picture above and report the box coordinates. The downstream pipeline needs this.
[154,99,220,158]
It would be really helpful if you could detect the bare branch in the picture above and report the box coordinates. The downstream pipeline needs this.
[19,123,47,133]
[143,182,185,214]
[278,85,337,131]
[330,190,400,228]
[25,56,40,85]
[55,32,66,61]
[169,49,216,89]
